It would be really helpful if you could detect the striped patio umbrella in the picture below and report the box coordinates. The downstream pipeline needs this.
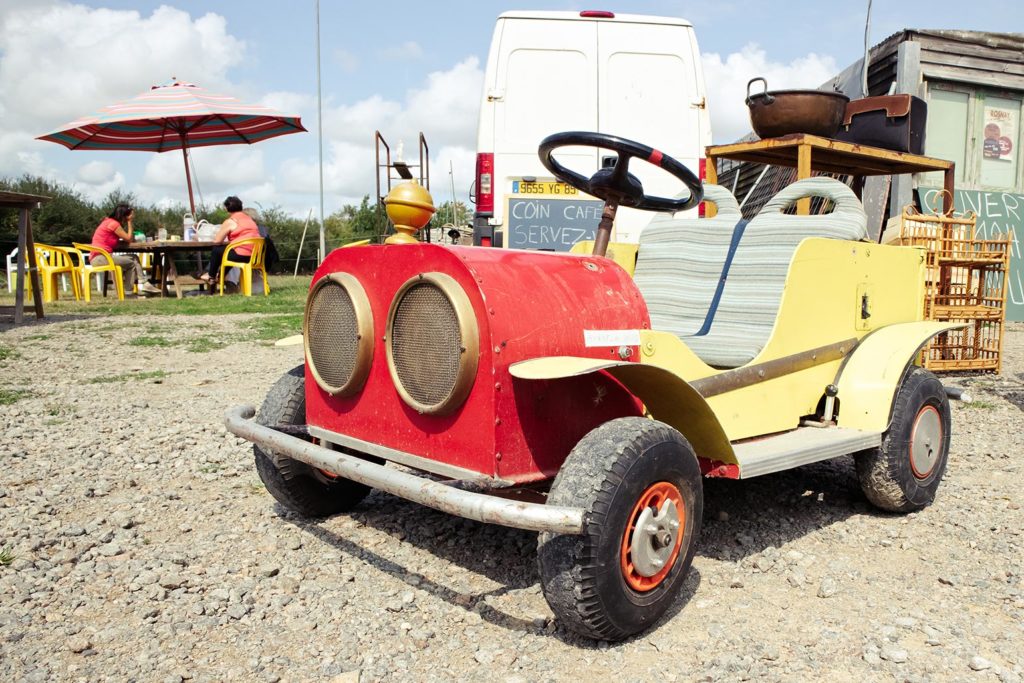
[37,78,306,215]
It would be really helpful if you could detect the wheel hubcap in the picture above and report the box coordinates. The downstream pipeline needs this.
[620,481,685,592]
[909,405,942,480]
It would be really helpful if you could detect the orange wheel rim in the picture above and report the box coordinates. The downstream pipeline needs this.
[310,437,340,479]
[620,481,685,592]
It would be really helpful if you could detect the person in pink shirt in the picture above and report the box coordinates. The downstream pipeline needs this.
[199,196,261,285]
[90,204,159,295]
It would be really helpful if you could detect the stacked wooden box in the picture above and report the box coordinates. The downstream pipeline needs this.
[898,207,1012,373]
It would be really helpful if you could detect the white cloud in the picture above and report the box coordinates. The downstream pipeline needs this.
[73,161,125,201]
[702,44,838,143]
[0,3,246,177]
[76,160,116,185]
[138,147,267,208]
[274,57,484,210]
[332,48,359,73]
[378,41,424,61]
[261,91,314,117]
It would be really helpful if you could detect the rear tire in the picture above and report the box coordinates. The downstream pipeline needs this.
[856,366,951,513]
[538,417,703,641]
[254,365,373,518]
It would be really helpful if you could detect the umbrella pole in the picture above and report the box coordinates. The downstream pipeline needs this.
[180,133,196,217]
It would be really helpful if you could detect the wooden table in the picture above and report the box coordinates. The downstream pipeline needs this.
[118,241,218,298]
[1,191,48,323]
[704,134,955,217]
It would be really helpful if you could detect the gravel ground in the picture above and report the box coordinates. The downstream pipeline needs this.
[0,315,1021,682]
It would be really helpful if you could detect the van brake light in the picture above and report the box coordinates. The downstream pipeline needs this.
[475,153,494,214]
[580,10,615,18]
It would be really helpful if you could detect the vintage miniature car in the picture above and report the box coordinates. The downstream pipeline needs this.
[227,132,959,641]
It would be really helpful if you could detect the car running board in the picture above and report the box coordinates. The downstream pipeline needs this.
[732,427,882,479]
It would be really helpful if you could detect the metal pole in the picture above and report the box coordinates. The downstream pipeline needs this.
[180,133,196,217]
[862,0,873,97]
[294,208,313,277]
[449,160,458,225]
[315,0,326,263]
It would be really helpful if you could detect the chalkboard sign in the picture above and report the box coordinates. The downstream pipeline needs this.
[506,197,604,251]
[921,188,1024,322]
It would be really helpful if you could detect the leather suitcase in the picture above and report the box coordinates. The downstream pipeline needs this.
[835,95,927,154]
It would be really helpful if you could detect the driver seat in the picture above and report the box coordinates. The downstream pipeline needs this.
[633,183,745,338]
[682,178,868,368]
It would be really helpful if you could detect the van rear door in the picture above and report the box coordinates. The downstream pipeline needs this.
[491,18,600,247]
[597,20,703,243]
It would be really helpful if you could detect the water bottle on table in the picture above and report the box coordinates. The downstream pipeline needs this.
[183,213,196,241]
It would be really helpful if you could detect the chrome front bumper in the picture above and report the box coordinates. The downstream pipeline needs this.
[225,405,585,535]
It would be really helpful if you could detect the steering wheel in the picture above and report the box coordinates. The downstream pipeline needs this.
[538,132,703,257]
[539,131,702,211]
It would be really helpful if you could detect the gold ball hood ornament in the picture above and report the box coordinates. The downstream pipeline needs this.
[384,181,435,244]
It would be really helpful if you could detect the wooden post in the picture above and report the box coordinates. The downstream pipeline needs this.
[942,164,955,215]
[796,143,812,215]
[704,153,718,218]
[25,211,43,319]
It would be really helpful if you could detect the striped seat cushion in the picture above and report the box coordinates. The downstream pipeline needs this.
[633,184,743,338]
[684,178,868,368]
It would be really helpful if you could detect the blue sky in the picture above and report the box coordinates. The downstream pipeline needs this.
[0,1,1020,218]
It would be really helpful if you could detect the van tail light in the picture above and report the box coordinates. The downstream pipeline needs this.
[698,157,707,217]
[475,153,494,214]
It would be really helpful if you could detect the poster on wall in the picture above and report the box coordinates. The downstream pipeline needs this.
[983,106,1017,161]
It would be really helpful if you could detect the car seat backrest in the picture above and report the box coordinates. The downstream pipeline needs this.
[633,183,744,338]
[684,177,868,368]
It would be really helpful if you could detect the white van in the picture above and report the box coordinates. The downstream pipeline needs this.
[472,10,711,250]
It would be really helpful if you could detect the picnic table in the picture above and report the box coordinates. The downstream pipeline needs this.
[119,241,219,298]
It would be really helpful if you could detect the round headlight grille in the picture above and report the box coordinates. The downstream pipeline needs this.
[304,273,373,396]
[387,273,478,415]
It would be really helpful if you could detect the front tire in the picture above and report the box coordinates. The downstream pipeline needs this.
[856,366,951,512]
[254,365,373,518]
[538,417,703,641]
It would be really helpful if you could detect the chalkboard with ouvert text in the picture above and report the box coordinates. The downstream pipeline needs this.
[506,197,604,251]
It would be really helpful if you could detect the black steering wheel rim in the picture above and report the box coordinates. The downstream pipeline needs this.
[538,131,703,213]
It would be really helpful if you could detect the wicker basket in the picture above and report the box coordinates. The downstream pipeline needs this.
[897,205,1011,373]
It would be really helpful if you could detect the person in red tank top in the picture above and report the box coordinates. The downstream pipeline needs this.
[200,196,262,284]
[89,204,160,295]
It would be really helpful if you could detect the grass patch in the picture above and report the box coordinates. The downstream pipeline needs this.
[0,545,14,567]
[962,400,998,410]
[0,343,15,361]
[186,338,228,353]
[86,370,169,385]
[25,333,52,341]
[198,463,222,474]
[0,389,30,405]
[242,313,303,342]
[129,335,175,348]
[4,275,311,317]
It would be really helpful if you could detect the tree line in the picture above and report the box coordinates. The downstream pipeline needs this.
[0,175,470,273]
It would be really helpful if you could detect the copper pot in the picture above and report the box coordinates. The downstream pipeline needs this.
[745,77,850,139]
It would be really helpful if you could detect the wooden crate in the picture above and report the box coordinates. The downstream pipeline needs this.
[898,207,1011,373]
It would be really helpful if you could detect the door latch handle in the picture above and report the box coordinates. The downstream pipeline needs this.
[860,294,871,319]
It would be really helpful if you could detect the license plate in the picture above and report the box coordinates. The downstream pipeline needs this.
[512,180,580,196]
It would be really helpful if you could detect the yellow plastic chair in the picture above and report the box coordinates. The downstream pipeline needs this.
[71,243,125,302]
[33,244,82,302]
[219,237,269,296]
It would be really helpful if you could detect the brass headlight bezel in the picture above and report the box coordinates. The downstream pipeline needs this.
[303,272,374,397]
[385,272,479,415]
